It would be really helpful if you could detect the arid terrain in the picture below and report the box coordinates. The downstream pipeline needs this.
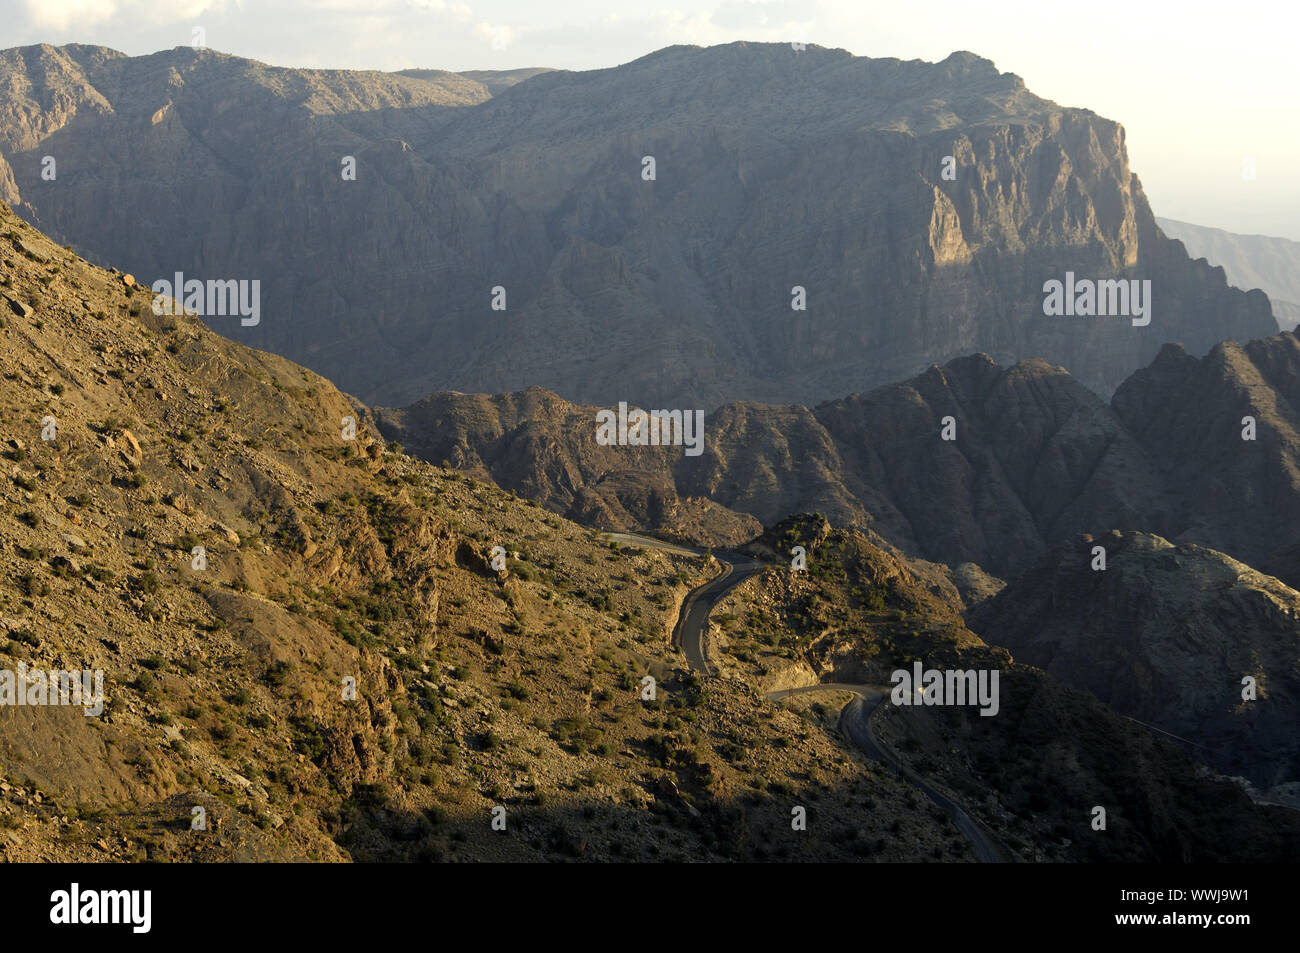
[3,202,1299,862]
[2,35,1299,867]
[0,203,986,862]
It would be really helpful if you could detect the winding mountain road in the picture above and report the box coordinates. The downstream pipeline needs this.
[766,684,1007,862]
[605,531,1011,862]
[604,532,767,674]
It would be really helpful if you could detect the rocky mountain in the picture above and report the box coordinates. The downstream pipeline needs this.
[1109,332,1300,584]
[710,515,1300,860]
[0,42,1275,410]
[378,328,1300,586]
[6,202,1297,862]
[966,531,1300,795]
[373,387,764,546]
[1157,217,1300,330]
[2,201,984,862]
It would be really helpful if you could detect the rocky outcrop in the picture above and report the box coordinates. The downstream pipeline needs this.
[376,386,760,545]
[716,519,1300,860]
[0,42,1275,409]
[967,532,1300,791]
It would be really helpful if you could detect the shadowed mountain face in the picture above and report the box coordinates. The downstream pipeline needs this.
[376,357,1157,571]
[0,42,1275,410]
[966,531,1300,791]
[1110,333,1300,581]
[716,516,1300,858]
[378,331,1300,584]
[13,200,1297,862]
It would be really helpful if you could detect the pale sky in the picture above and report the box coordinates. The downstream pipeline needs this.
[3,0,1296,239]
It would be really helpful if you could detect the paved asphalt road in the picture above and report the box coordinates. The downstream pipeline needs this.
[605,531,1011,862]
[603,532,766,674]
[765,684,1008,862]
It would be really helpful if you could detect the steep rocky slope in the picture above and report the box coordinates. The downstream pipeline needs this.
[708,516,1300,861]
[0,42,1275,409]
[967,532,1300,794]
[0,203,980,862]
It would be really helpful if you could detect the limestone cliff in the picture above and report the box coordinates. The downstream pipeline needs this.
[0,42,1275,409]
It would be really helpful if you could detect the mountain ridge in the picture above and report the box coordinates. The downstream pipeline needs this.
[0,40,1275,410]
[377,326,1300,586]
[1156,216,1300,331]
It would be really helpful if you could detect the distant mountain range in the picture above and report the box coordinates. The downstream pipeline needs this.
[1157,217,1300,331]
[0,42,1275,410]
[378,327,1300,588]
